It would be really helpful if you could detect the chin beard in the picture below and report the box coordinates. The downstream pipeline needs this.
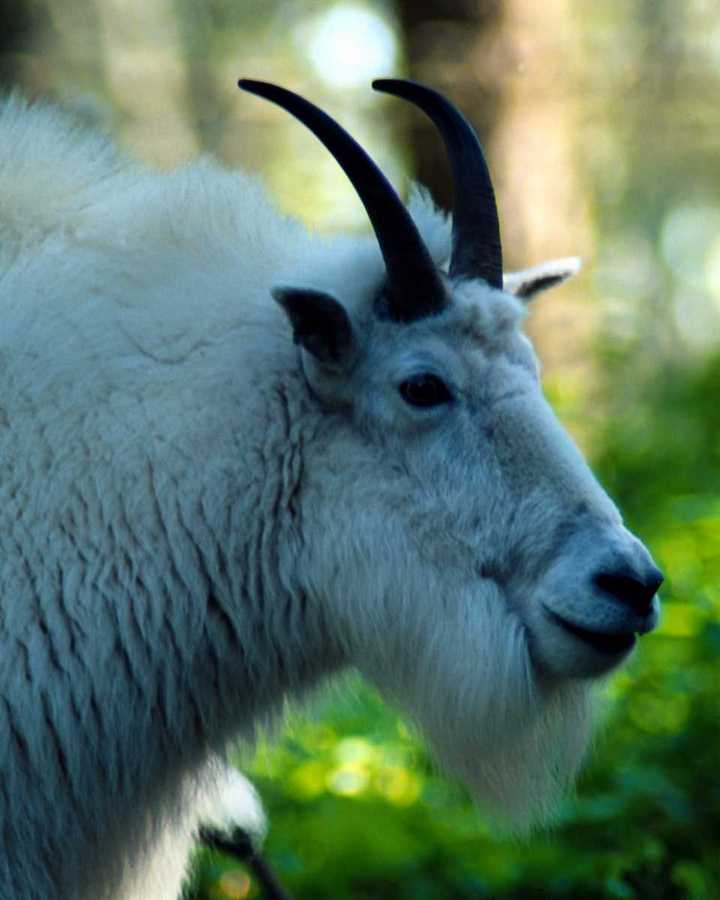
[363,578,593,829]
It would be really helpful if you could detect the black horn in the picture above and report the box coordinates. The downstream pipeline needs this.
[372,79,503,289]
[239,79,448,322]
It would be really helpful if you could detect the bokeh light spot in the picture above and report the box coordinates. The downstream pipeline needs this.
[301,4,398,88]
[661,205,720,284]
[376,766,422,806]
[328,763,369,796]
[217,870,251,899]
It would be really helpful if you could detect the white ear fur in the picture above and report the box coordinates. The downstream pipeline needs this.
[503,257,582,301]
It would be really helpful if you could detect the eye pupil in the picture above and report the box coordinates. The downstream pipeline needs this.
[399,374,452,408]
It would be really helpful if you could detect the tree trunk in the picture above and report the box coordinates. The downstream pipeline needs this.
[391,0,503,212]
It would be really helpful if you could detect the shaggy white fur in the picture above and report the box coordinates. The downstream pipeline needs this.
[0,93,660,900]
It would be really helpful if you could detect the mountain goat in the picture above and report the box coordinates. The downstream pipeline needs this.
[0,79,662,900]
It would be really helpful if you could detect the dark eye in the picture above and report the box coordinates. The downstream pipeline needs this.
[399,373,453,408]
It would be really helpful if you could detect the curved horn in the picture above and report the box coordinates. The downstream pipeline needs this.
[372,79,503,289]
[239,79,448,322]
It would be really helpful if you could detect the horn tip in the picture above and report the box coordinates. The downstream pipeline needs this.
[238,78,271,94]
[372,78,406,93]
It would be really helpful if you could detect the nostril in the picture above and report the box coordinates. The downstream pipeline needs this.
[646,565,664,596]
[593,566,663,616]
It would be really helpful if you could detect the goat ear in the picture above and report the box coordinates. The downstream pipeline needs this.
[503,257,581,301]
[272,286,356,368]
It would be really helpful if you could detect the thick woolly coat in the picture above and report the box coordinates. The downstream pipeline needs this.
[0,95,658,900]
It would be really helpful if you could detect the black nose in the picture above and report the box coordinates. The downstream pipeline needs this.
[593,564,663,616]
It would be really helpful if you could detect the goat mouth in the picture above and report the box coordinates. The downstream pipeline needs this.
[549,612,637,655]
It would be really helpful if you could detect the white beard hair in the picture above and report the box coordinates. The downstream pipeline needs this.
[359,576,592,829]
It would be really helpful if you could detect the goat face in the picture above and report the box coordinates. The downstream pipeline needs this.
[279,272,661,675]
[243,80,662,823]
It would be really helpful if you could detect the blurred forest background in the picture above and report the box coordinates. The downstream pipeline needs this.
[2,1,719,897]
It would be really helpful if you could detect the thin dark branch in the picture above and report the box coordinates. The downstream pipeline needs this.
[198,826,293,900]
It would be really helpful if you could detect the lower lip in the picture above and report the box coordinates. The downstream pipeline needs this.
[549,613,637,655]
